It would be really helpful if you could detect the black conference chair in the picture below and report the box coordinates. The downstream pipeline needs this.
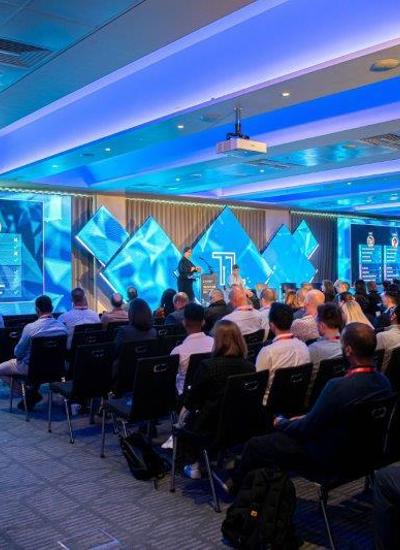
[68,329,108,371]
[48,342,114,443]
[246,342,263,364]
[113,338,161,396]
[181,352,212,401]
[266,363,313,417]
[243,329,265,345]
[294,394,398,550]
[73,322,103,334]
[156,324,186,338]
[374,348,385,371]
[0,326,23,363]
[101,354,179,457]
[10,335,67,421]
[104,320,129,340]
[308,357,346,408]
[170,371,269,512]
[160,333,186,354]
[4,314,37,328]
[384,347,400,391]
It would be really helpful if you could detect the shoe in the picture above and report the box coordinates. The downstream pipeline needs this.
[183,463,202,480]
[161,435,174,449]
[17,391,42,411]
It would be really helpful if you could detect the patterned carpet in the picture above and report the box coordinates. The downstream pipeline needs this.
[0,384,374,549]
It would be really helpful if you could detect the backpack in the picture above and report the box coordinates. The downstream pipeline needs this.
[221,467,298,549]
[120,432,170,481]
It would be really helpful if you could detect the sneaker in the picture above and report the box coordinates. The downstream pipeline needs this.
[183,463,202,480]
[161,435,174,449]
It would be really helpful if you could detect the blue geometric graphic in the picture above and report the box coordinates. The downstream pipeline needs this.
[192,207,272,290]
[75,205,129,266]
[100,216,181,311]
[292,220,319,259]
[262,224,317,291]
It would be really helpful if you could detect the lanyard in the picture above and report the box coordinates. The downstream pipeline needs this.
[274,334,294,342]
[346,367,376,377]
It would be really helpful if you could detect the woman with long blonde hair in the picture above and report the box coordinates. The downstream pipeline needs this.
[341,299,374,328]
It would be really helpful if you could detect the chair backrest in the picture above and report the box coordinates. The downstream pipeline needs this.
[384,347,400,391]
[115,338,161,395]
[266,363,313,417]
[105,320,129,340]
[0,326,23,363]
[183,352,213,396]
[246,342,263,364]
[155,323,186,336]
[4,314,37,328]
[244,329,265,345]
[73,322,103,334]
[374,348,385,371]
[69,330,108,366]
[128,355,179,421]
[71,342,114,399]
[308,357,346,408]
[160,333,186,354]
[28,335,67,384]
[215,371,269,449]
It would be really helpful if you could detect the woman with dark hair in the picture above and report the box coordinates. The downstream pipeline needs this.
[181,320,254,479]
[114,298,157,358]
[285,290,298,311]
[322,279,335,303]
[153,288,176,321]
[354,278,372,318]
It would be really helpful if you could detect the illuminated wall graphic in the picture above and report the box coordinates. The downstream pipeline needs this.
[77,206,319,308]
[0,192,71,315]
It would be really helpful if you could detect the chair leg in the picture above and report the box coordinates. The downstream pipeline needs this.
[9,376,14,412]
[64,399,75,444]
[48,390,53,433]
[100,406,106,458]
[121,420,128,438]
[318,486,336,550]
[203,449,221,513]
[170,433,177,493]
[21,383,29,422]
[89,398,95,425]
[112,413,118,434]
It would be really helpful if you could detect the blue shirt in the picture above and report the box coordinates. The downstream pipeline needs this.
[58,307,100,347]
[14,315,68,366]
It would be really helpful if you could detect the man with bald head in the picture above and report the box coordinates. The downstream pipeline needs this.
[101,293,129,327]
[204,288,229,333]
[222,286,267,337]
[291,289,325,342]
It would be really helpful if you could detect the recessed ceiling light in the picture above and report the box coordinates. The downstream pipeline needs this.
[177,124,184,129]
[259,169,265,173]
[105,147,111,152]
[175,177,181,182]
[281,91,291,97]
[370,58,400,72]
[51,164,59,168]
[346,182,352,186]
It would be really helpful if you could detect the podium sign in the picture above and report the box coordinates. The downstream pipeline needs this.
[200,273,218,303]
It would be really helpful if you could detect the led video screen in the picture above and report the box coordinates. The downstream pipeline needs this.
[338,217,400,284]
[0,192,71,315]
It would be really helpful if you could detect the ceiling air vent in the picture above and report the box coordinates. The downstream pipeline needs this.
[0,37,52,68]
[360,133,400,150]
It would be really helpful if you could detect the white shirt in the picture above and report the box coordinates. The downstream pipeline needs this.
[259,306,271,334]
[170,332,214,394]
[376,325,400,371]
[308,337,342,369]
[58,307,100,347]
[223,307,268,337]
[291,314,319,342]
[256,333,310,403]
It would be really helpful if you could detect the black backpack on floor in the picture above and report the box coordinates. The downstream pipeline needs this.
[221,467,298,549]
[120,432,170,481]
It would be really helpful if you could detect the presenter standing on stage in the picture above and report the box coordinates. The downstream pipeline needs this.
[177,247,201,302]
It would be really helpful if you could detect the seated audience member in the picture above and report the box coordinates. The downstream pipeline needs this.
[101,293,129,327]
[123,286,138,311]
[376,305,400,371]
[284,290,298,311]
[236,323,392,485]
[153,288,176,321]
[259,288,276,331]
[334,279,350,296]
[322,279,336,303]
[114,298,157,359]
[341,299,374,328]
[291,289,325,342]
[0,313,4,328]
[377,290,400,330]
[0,295,68,410]
[180,320,254,479]
[354,279,371,315]
[58,287,99,347]
[246,288,261,310]
[256,303,310,402]
[301,283,313,292]
[165,292,189,326]
[170,303,214,395]
[374,463,400,550]
[222,286,268,337]
[204,289,229,333]
[293,288,307,320]
[308,303,343,369]
[367,280,382,316]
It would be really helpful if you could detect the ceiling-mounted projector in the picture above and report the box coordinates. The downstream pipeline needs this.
[216,107,267,157]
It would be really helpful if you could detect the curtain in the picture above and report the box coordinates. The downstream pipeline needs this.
[72,195,95,308]
[290,212,338,283]
[125,198,268,251]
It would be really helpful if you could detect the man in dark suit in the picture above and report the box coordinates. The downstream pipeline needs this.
[177,246,201,302]
[165,292,189,326]
[204,289,230,333]
[236,322,392,481]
